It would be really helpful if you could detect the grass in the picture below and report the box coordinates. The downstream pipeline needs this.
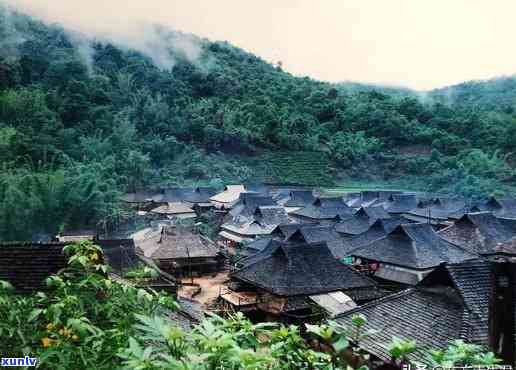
[322,179,421,196]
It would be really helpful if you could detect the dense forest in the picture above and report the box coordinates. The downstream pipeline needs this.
[1,7,515,240]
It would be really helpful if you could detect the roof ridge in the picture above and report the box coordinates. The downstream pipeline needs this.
[335,288,415,318]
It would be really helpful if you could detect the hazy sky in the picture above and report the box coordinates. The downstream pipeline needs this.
[5,0,516,90]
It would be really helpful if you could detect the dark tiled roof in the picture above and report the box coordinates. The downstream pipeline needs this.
[238,239,282,267]
[351,223,477,269]
[345,218,408,251]
[254,206,289,226]
[230,195,276,218]
[406,198,467,220]
[384,194,418,214]
[291,197,355,220]
[270,224,305,240]
[335,207,390,236]
[97,239,140,273]
[336,287,466,364]
[232,238,376,296]
[284,190,316,207]
[439,212,516,255]
[336,259,493,364]
[0,242,67,292]
[475,197,516,219]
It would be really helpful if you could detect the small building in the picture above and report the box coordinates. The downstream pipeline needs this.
[149,202,196,220]
[0,242,68,292]
[136,226,222,278]
[439,212,516,255]
[210,185,246,209]
[219,206,289,250]
[224,232,380,323]
[290,197,355,223]
[351,223,478,285]
[335,206,390,237]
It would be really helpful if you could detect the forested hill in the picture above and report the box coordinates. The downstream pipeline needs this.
[0,7,515,240]
[429,76,516,111]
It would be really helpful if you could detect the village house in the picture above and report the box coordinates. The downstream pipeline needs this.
[290,197,355,224]
[403,197,467,227]
[228,193,277,219]
[383,193,418,214]
[183,187,217,213]
[335,206,391,237]
[209,185,247,209]
[350,223,477,285]
[220,231,380,323]
[344,217,409,252]
[121,190,162,212]
[219,206,289,250]
[439,211,516,255]
[154,187,196,203]
[149,202,197,220]
[474,196,516,219]
[280,190,316,213]
[345,190,402,208]
[136,226,222,278]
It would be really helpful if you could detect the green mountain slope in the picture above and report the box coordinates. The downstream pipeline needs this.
[0,7,515,239]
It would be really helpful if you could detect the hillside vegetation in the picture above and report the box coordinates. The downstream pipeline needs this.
[0,7,516,239]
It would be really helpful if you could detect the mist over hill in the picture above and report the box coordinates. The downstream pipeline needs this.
[0,6,515,239]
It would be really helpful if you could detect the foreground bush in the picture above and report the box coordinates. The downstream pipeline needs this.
[0,241,500,369]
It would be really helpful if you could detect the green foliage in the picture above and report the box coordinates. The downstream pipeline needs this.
[0,241,501,369]
[428,340,502,367]
[328,131,382,168]
[0,8,516,238]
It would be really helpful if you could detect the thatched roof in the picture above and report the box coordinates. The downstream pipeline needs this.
[351,223,477,269]
[138,227,219,260]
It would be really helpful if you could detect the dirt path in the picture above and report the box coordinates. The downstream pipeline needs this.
[178,272,229,308]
